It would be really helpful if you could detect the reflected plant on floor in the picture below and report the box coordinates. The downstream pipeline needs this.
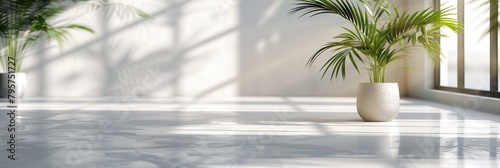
[172,106,292,168]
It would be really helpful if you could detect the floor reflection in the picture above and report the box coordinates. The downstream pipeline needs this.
[0,97,498,168]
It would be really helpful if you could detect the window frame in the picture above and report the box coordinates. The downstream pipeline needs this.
[434,0,500,98]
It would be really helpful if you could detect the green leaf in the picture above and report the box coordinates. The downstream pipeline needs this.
[64,24,94,34]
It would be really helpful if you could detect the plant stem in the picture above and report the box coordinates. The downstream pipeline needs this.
[382,66,386,83]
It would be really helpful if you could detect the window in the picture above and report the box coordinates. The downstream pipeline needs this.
[435,0,500,98]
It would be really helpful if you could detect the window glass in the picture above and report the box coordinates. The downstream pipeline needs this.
[464,0,490,90]
[440,0,458,87]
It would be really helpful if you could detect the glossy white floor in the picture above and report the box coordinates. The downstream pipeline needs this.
[0,97,499,168]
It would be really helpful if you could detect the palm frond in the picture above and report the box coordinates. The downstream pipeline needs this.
[291,0,461,82]
[290,0,372,34]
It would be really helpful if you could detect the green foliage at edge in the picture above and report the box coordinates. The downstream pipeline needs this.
[0,0,148,72]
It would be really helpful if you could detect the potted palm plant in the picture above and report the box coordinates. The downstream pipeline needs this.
[290,0,461,121]
[0,0,146,98]
[0,0,95,98]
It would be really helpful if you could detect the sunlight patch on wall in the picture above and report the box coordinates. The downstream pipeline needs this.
[24,0,240,97]
[257,0,284,27]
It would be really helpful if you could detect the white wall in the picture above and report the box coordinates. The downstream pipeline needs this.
[22,0,407,98]
[405,0,500,115]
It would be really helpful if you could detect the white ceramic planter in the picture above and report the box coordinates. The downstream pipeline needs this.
[356,83,400,122]
[0,73,26,98]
